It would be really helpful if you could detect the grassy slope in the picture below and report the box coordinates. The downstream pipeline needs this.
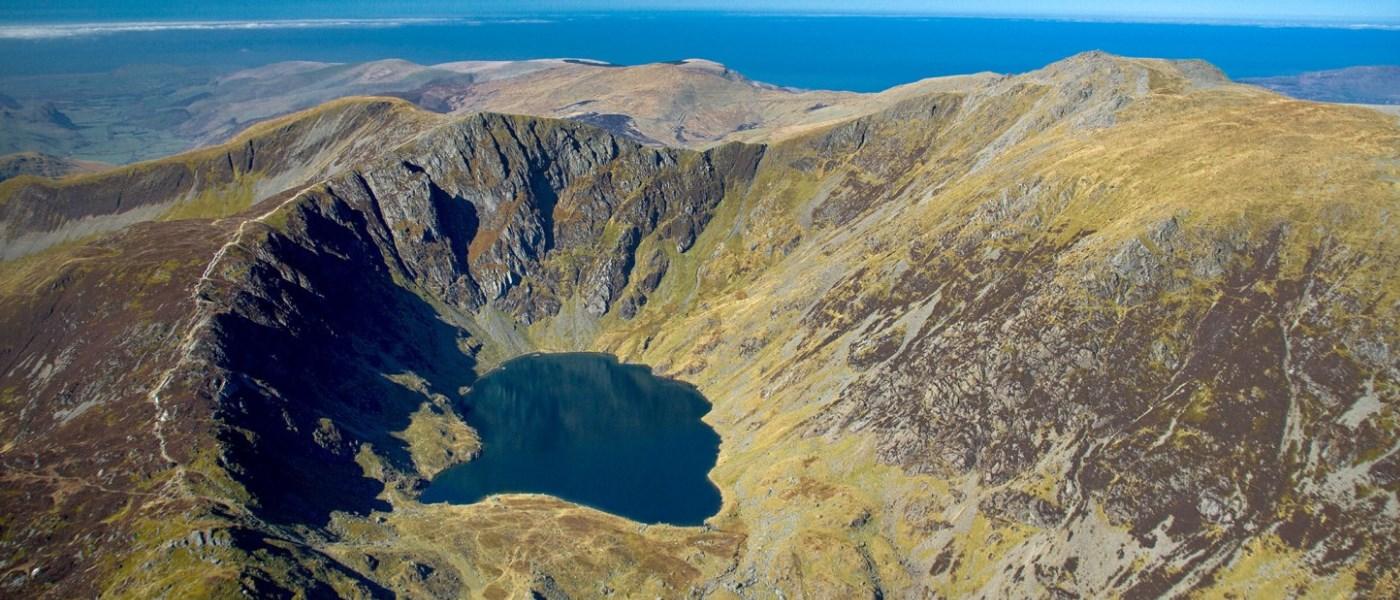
[569,57,1399,597]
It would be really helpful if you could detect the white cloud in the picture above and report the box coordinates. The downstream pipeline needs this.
[0,18,549,40]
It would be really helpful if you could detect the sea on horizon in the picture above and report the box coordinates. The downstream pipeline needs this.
[0,13,1397,90]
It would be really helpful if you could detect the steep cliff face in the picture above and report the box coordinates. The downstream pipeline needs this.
[1,53,1397,599]
[198,113,762,533]
[317,113,762,321]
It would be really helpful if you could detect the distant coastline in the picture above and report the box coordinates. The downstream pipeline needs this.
[1,11,1398,41]
[1,13,1395,89]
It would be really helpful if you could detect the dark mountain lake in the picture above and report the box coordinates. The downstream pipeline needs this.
[420,352,722,526]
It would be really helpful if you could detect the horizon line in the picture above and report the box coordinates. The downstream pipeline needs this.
[0,11,1397,41]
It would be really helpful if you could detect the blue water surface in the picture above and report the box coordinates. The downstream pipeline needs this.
[421,352,723,526]
[1,13,1397,89]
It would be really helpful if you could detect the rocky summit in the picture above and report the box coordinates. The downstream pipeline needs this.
[1,52,1398,598]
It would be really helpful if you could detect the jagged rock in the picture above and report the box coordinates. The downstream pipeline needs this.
[530,571,570,600]
[584,226,640,316]
[979,490,1066,529]
[638,247,669,293]
[616,292,646,320]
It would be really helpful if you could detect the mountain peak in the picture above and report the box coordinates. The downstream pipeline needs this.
[672,57,731,73]
[1029,51,1228,92]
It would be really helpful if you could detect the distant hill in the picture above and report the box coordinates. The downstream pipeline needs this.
[0,151,106,182]
[1244,65,1400,105]
[0,57,994,164]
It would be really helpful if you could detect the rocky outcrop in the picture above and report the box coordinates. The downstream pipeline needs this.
[617,248,669,320]
[317,113,761,324]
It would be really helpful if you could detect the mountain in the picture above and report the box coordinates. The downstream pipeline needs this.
[424,57,995,147]
[0,66,215,163]
[0,101,86,157]
[1,52,1398,598]
[172,58,574,146]
[0,59,526,163]
[0,152,107,183]
[0,57,994,164]
[1245,65,1400,106]
[0,97,440,261]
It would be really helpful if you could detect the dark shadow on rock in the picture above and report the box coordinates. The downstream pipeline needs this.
[427,178,479,267]
[224,527,396,599]
[211,190,478,529]
[527,165,561,256]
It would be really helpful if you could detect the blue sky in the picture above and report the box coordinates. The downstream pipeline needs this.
[3,0,1398,24]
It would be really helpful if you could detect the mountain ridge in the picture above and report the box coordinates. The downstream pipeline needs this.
[1,52,1397,598]
[0,96,442,261]
[0,55,995,164]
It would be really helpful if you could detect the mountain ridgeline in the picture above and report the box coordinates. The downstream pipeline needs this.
[0,53,1397,598]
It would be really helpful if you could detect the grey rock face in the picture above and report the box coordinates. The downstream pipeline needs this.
[177,113,764,541]
[322,114,761,323]
[583,226,640,317]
